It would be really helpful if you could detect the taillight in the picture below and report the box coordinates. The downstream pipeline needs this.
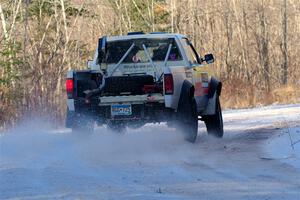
[164,74,174,95]
[66,78,74,98]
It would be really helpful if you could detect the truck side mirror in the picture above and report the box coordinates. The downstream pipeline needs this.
[87,60,93,69]
[204,54,214,64]
[97,36,107,64]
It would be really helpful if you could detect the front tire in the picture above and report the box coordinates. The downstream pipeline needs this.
[203,96,223,137]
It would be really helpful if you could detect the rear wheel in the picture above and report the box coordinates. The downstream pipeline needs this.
[203,96,223,137]
[71,115,94,135]
[127,122,145,129]
[107,121,126,134]
[177,96,198,143]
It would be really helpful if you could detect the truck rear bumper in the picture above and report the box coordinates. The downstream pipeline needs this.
[66,93,172,126]
[98,93,164,106]
[96,94,168,122]
[97,103,172,122]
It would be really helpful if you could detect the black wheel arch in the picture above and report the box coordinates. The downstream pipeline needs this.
[178,80,195,108]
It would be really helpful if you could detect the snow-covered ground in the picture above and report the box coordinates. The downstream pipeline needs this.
[264,126,300,169]
[0,104,300,200]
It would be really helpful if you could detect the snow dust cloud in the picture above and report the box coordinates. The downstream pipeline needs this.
[0,119,207,169]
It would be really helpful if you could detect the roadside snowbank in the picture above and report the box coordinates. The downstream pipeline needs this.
[264,126,300,169]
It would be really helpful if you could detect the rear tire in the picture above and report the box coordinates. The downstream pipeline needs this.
[107,121,126,134]
[127,122,145,129]
[204,96,223,137]
[177,96,198,143]
[71,115,94,135]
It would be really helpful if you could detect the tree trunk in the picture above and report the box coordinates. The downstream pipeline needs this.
[281,0,288,85]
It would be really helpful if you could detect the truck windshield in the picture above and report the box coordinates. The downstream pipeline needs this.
[105,38,182,64]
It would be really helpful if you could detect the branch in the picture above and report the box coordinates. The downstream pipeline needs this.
[131,0,151,28]
[60,0,68,42]
[0,4,8,41]
[8,0,22,41]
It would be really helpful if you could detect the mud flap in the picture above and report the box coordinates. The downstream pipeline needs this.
[65,109,75,128]
[202,77,221,115]
[201,92,217,115]
[67,99,75,111]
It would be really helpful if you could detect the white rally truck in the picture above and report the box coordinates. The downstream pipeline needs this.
[65,32,223,142]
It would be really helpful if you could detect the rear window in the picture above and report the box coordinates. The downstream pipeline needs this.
[105,38,182,64]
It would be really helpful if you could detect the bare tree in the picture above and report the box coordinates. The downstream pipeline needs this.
[281,0,288,85]
[1,0,300,129]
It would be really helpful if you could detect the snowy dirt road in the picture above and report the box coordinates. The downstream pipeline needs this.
[1,104,300,200]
